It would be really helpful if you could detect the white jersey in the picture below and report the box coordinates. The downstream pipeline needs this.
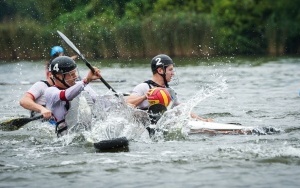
[45,81,87,123]
[27,81,50,106]
[131,82,179,110]
[131,83,151,109]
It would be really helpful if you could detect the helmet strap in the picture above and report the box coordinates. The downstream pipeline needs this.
[162,74,169,88]
[50,77,55,86]
[158,67,169,88]
[53,74,71,88]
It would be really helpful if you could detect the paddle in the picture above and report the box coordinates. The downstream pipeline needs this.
[56,30,125,96]
[0,115,43,131]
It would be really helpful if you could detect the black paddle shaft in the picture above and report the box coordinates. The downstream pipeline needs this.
[80,56,118,93]
[56,30,118,94]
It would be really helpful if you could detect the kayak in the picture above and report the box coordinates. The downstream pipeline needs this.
[147,120,254,136]
[147,104,255,135]
[188,120,253,134]
[187,120,280,135]
[189,120,252,131]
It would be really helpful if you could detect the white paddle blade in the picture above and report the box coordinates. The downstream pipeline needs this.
[57,30,82,56]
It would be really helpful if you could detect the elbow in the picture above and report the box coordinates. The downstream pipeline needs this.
[19,98,25,107]
[20,93,34,108]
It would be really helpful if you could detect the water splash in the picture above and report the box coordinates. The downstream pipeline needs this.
[72,75,229,144]
[154,76,228,140]
[82,94,151,143]
[40,75,228,145]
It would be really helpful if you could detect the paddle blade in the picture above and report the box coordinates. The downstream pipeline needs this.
[0,117,32,131]
[0,115,43,131]
[57,31,95,73]
[57,30,82,56]
[94,137,129,152]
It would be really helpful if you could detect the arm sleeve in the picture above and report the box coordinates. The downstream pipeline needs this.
[131,83,151,109]
[46,81,85,105]
[27,81,45,100]
[63,81,85,101]
[131,83,149,96]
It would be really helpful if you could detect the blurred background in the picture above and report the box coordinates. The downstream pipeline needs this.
[0,0,299,61]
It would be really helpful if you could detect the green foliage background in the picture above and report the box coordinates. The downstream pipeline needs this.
[0,0,299,60]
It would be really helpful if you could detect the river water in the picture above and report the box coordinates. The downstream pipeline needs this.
[0,57,300,188]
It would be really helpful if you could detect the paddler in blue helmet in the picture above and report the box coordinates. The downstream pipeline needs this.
[50,46,77,63]
[50,46,64,57]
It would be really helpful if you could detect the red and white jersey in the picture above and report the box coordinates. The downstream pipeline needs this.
[45,81,87,123]
[27,81,49,106]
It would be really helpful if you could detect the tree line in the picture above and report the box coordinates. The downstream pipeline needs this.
[0,0,299,61]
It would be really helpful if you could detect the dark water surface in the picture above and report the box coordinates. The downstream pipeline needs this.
[0,57,300,188]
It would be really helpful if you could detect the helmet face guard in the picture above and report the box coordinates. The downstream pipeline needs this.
[61,69,79,86]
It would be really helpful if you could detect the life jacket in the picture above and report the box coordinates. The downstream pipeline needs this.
[54,86,70,137]
[144,80,164,89]
[41,80,51,87]
[144,80,172,125]
[144,80,177,104]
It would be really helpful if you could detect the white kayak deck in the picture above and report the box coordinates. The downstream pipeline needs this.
[188,120,253,131]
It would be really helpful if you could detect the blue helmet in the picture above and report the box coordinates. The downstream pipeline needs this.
[50,46,64,57]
